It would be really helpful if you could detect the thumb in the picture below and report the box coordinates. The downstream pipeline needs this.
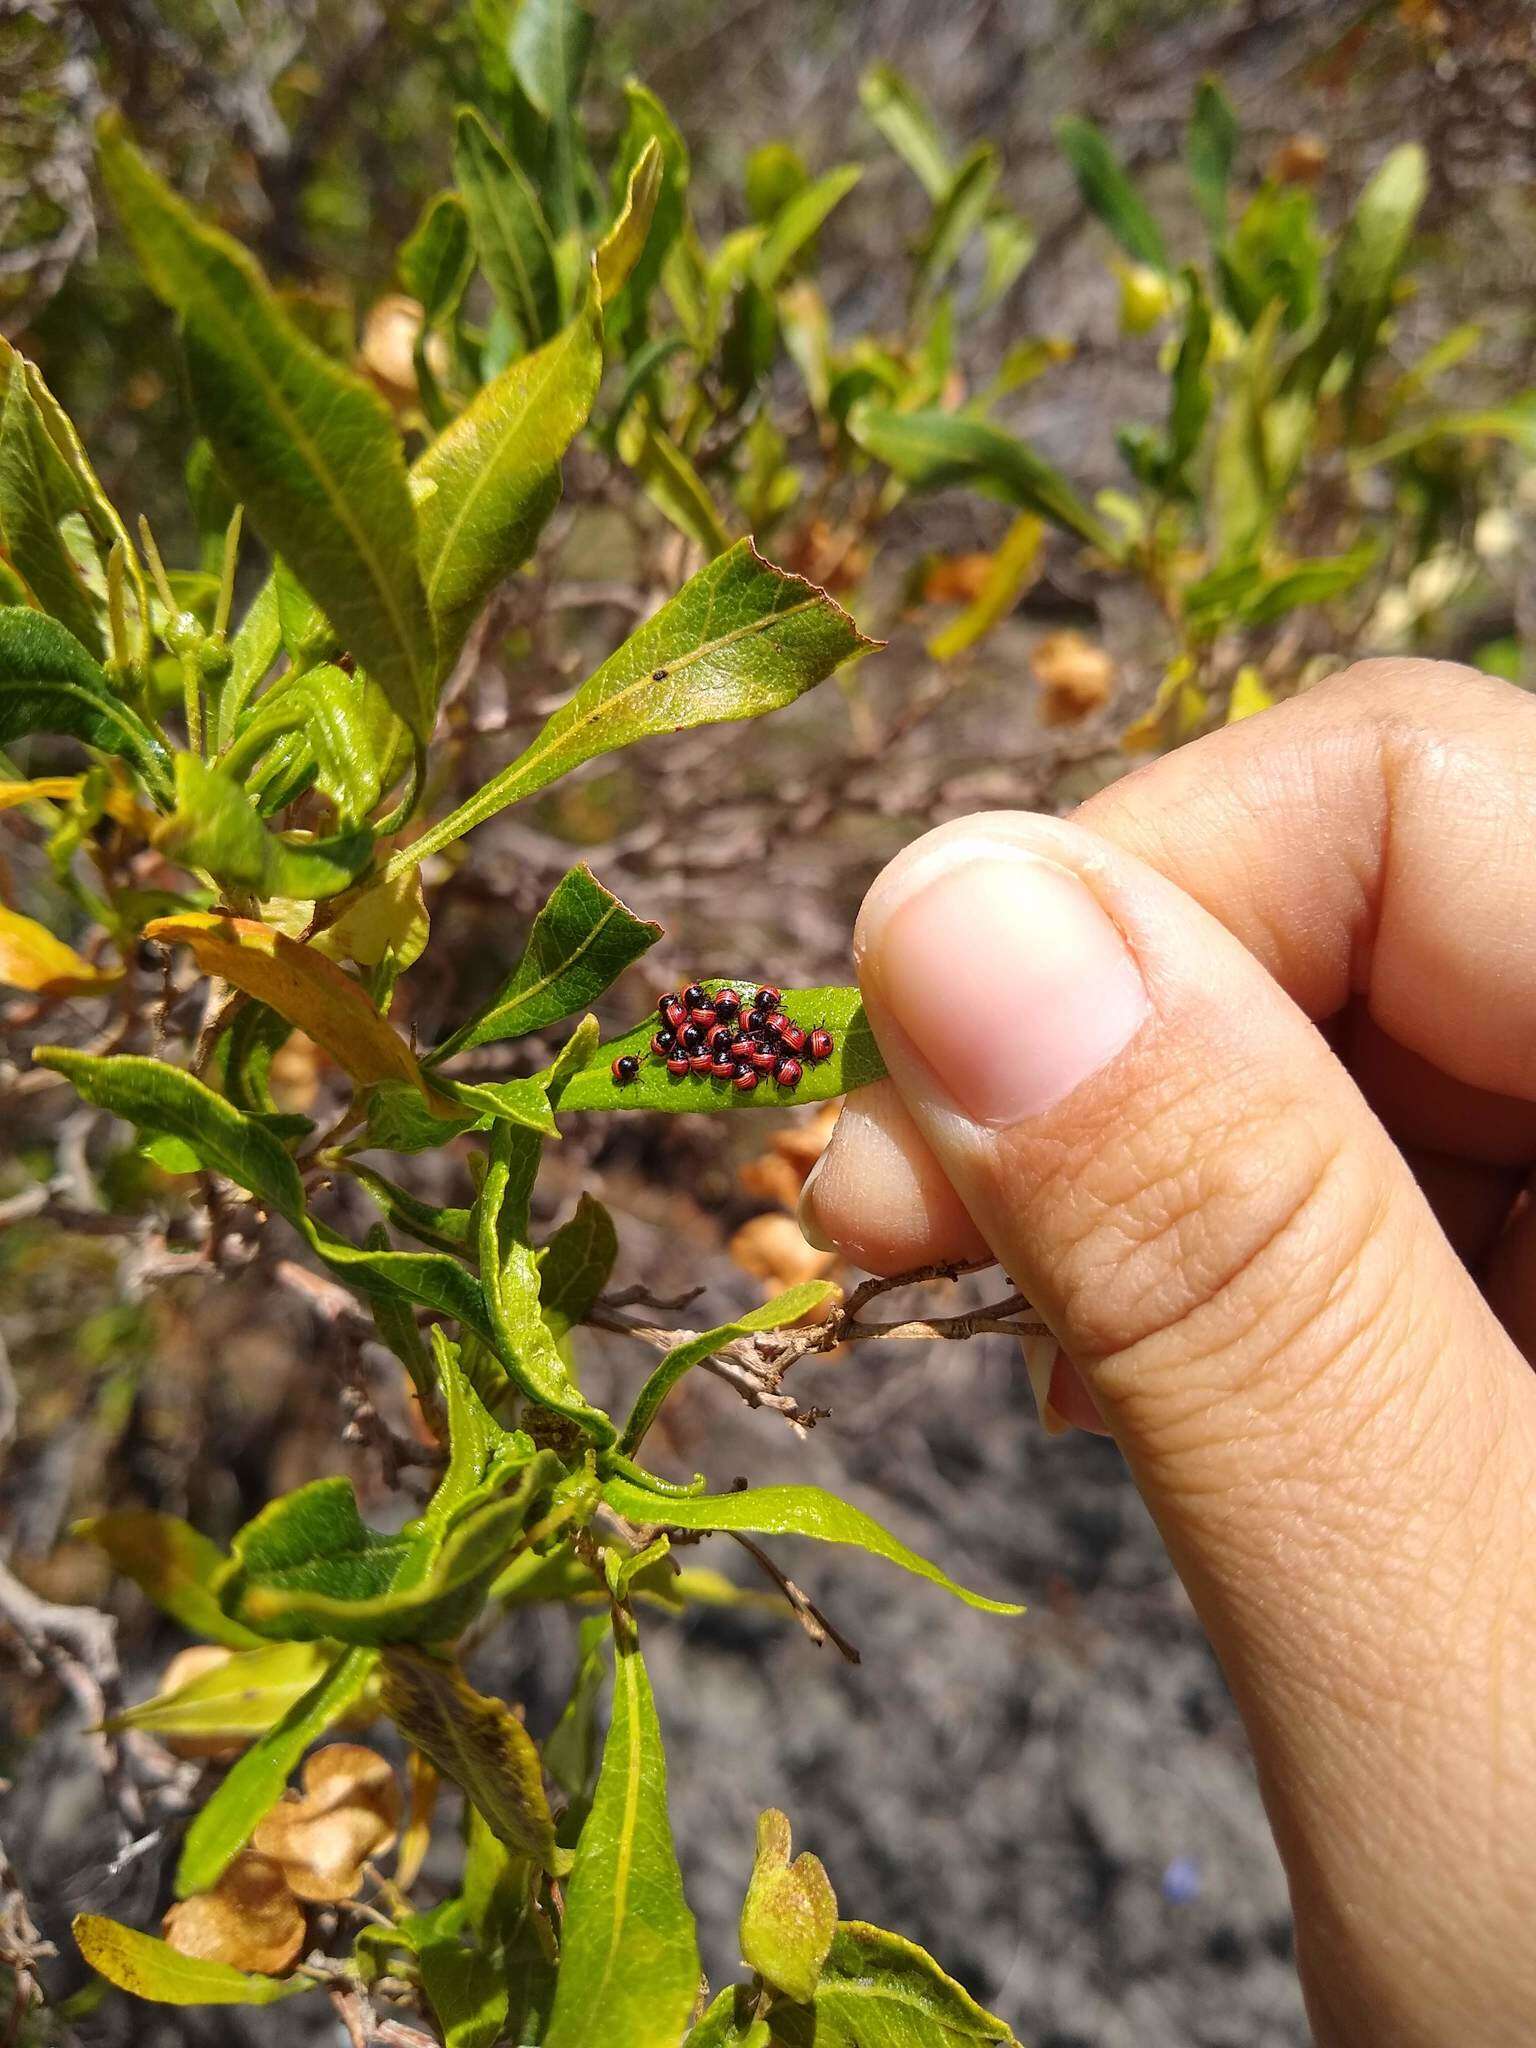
[852,810,1536,2039]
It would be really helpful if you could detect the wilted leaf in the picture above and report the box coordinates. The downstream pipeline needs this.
[253,1742,400,1901]
[0,906,119,996]
[143,914,447,1108]
[607,82,689,340]
[381,1650,566,1874]
[601,1476,1023,1615]
[544,1622,699,2048]
[620,1282,837,1455]
[431,864,658,1064]
[727,1212,836,1298]
[769,1922,1021,2045]
[550,981,884,1113]
[597,139,663,305]
[0,607,172,799]
[1056,114,1168,272]
[98,116,438,739]
[1030,630,1115,724]
[162,1850,306,1976]
[454,106,560,349]
[414,290,602,665]
[927,514,1044,662]
[851,408,1114,553]
[75,1510,264,1649]
[74,1912,311,2007]
[739,1808,837,2005]
[174,1645,377,1897]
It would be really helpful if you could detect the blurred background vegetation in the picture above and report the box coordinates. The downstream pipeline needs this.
[2,3,1534,2043]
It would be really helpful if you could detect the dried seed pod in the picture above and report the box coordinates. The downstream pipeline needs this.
[162,1850,305,1976]
[253,1744,401,1904]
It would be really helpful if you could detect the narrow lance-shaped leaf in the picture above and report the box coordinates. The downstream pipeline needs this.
[174,1644,377,1896]
[544,1622,699,2048]
[915,145,998,303]
[607,82,690,341]
[0,608,172,798]
[107,1641,340,1744]
[1057,114,1168,273]
[454,106,561,349]
[0,341,102,655]
[620,1282,837,1455]
[850,407,1116,553]
[551,981,884,1113]
[508,0,595,235]
[431,863,659,1063]
[601,1475,1024,1615]
[596,138,664,305]
[1187,77,1238,240]
[97,116,439,739]
[478,1122,618,1443]
[73,1916,312,2008]
[928,514,1044,664]
[753,165,862,289]
[381,1649,569,1875]
[616,406,733,557]
[858,63,951,199]
[413,289,602,666]
[388,541,874,874]
[74,1511,265,1649]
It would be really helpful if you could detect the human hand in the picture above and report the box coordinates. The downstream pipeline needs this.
[799,660,1536,2048]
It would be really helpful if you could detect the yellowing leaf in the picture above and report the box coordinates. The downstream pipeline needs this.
[739,1809,837,2005]
[597,139,663,304]
[0,906,120,996]
[1226,665,1275,722]
[73,1913,311,2007]
[143,913,449,1109]
[0,775,82,809]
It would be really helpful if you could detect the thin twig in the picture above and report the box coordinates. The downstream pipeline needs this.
[730,1533,861,1664]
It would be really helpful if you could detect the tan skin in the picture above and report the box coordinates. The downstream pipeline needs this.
[799,661,1536,2048]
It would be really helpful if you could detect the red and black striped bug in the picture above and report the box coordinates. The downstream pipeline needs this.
[732,1064,760,1091]
[749,1044,778,1072]
[661,997,688,1033]
[612,1055,640,1085]
[651,1029,676,1059]
[778,1021,808,1056]
[808,1027,834,1062]
[714,988,742,1024]
[689,1051,714,1075]
[683,984,706,1010]
[774,1057,803,1089]
[754,986,782,1012]
[666,1054,690,1077]
[709,1054,736,1080]
[764,1011,790,1039]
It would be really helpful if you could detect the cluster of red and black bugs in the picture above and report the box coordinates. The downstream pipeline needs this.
[611,984,835,1093]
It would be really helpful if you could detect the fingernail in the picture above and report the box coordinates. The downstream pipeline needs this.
[859,842,1148,1126]
[796,1153,835,1251]
[1021,1334,1070,1437]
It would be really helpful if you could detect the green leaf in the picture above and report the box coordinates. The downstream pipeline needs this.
[0,607,171,798]
[1354,395,1536,466]
[432,865,659,1069]
[544,1622,699,2048]
[538,1193,617,1340]
[0,342,102,655]
[600,1476,1023,1614]
[173,1643,376,1895]
[616,405,733,557]
[597,138,663,305]
[419,1937,508,2048]
[858,63,950,199]
[454,105,561,349]
[916,146,998,302]
[1187,77,1238,240]
[550,981,884,1113]
[978,210,1036,309]
[73,1915,311,2007]
[156,753,373,899]
[34,1048,496,1342]
[543,1612,607,1802]
[508,0,594,235]
[350,1163,473,1254]
[685,1992,770,2048]
[607,82,690,340]
[1324,141,1427,377]
[390,543,874,874]
[850,407,1115,553]
[98,116,438,740]
[1217,183,1323,333]
[1056,114,1168,273]
[413,291,603,666]
[217,575,281,747]
[229,660,407,827]
[768,1922,1021,2045]
[739,1808,837,2006]
[400,191,475,324]
[74,1511,264,1649]
[753,165,862,289]
[479,1122,618,1443]
[620,1282,836,1455]
[107,1641,339,1743]
[1182,541,1378,635]
[381,1649,568,1874]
